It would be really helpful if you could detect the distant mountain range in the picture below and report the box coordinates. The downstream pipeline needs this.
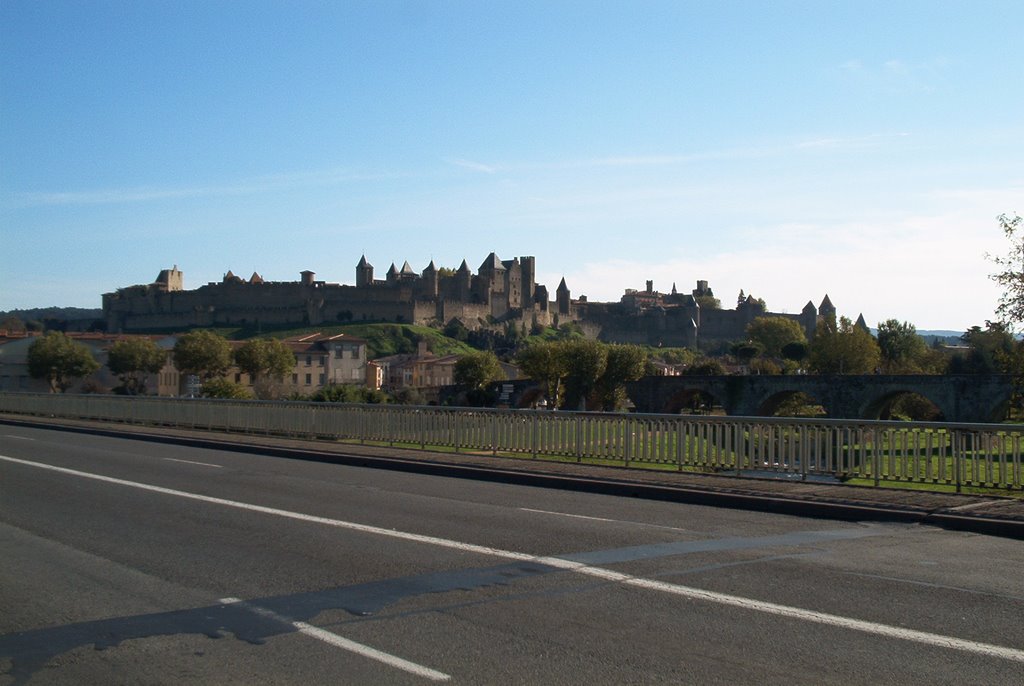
[917,331,965,346]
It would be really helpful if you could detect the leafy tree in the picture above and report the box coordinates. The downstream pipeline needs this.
[988,213,1024,328]
[745,316,807,359]
[730,341,764,364]
[808,316,881,374]
[658,348,697,366]
[390,387,426,405]
[595,344,647,410]
[1,315,26,333]
[234,338,296,398]
[173,330,232,382]
[453,350,504,390]
[781,341,809,363]
[876,319,928,373]
[555,321,585,340]
[684,358,726,376]
[443,318,469,342]
[26,332,101,392]
[559,339,607,410]
[199,377,254,399]
[516,341,566,407]
[694,294,721,310]
[310,384,388,404]
[107,338,166,394]
[948,322,1019,374]
[749,358,782,375]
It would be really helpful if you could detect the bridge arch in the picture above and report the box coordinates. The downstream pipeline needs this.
[757,390,827,418]
[861,390,945,422]
[661,386,723,415]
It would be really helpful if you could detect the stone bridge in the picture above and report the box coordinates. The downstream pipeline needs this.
[625,374,1014,423]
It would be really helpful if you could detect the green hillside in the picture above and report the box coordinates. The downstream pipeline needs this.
[211,322,476,360]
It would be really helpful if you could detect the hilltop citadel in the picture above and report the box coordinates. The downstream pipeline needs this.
[102,253,839,348]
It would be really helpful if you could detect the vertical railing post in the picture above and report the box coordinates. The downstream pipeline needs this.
[623,416,631,468]
[491,411,498,457]
[955,429,963,494]
[677,417,684,472]
[872,427,880,488]
[454,411,461,453]
[531,412,538,460]
[575,415,582,463]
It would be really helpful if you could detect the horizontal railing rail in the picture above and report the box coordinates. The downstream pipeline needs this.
[1,392,1021,492]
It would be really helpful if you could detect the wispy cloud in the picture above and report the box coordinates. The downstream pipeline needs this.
[796,132,910,149]
[554,206,1007,331]
[445,158,498,174]
[838,57,951,94]
[4,168,403,208]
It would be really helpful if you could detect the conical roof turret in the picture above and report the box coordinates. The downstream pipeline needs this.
[479,252,505,272]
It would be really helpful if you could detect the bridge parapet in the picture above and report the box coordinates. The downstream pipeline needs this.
[626,374,1014,422]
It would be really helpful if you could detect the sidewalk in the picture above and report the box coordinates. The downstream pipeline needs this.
[4,414,1023,539]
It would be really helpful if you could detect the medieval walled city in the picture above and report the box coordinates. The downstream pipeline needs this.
[102,253,839,349]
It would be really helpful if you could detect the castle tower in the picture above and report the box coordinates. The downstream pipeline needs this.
[356,255,374,287]
[478,253,506,292]
[386,263,399,284]
[300,270,315,287]
[801,300,818,338]
[520,256,536,305]
[456,259,473,301]
[421,260,439,298]
[502,257,522,309]
[556,277,571,316]
[398,260,417,281]
[153,266,183,292]
[819,294,836,328]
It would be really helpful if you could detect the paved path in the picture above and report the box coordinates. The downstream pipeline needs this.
[3,414,1023,539]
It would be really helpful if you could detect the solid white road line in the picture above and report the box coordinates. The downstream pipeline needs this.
[162,457,223,468]
[519,507,696,532]
[4,453,1023,664]
[220,597,450,682]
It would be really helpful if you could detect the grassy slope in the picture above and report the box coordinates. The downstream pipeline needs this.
[209,322,476,360]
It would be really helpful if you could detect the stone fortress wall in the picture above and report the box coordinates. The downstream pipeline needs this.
[103,255,838,348]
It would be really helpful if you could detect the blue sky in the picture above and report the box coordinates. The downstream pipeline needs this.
[2,1,1021,331]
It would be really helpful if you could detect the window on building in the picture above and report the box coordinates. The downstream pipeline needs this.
[319,374,326,385]
[305,355,312,366]
[351,369,361,380]
[351,346,359,359]
[305,374,312,385]
[292,374,298,385]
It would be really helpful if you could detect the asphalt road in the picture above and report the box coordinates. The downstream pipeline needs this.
[1,424,1022,685]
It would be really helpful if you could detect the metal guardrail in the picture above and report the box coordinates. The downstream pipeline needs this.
[1,392,1021,491]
